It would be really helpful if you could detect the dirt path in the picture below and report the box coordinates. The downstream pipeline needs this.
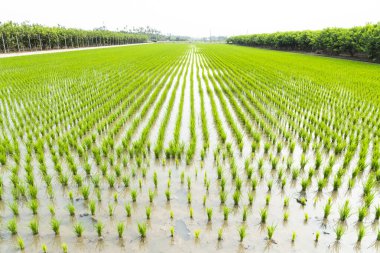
[0,43,151,58]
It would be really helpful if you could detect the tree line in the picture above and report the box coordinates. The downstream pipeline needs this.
[0,21,148,53]
[227,23,380,62]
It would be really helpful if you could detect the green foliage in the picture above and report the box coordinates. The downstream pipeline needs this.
[0,21,148,53]
[228,23,380,62]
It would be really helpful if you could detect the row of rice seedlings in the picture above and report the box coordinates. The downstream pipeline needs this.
[165,56,190,159]
[200,55,244,149]
[132,56,188,155]
[195,56,210,158]
[186,53,197,164]
[153,53,189,158]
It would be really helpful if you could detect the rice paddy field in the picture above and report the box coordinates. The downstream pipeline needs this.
[0,43,380,252]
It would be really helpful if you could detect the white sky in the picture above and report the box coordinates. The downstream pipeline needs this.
[1,0,379,37]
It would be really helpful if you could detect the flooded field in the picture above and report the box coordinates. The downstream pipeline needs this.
[0,43,380,252]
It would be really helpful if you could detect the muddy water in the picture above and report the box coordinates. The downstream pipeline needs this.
[0,45,379,253]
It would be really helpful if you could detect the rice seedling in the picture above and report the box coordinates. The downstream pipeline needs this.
[51,218,60,235]
[95,221,104,237]
[339,200,351,221]
[170,226,174,237]
[283,211,289,221]
[267,180,273,191]
[194,229,201,239]
[42,243,47,253]
[206,207,213,222]
[233,191,241,206]
[374,205,380,221]
[67,203,75,216]
[131,189,137,202]
[9,202,19,216]
[265,194,271,206]
[125,203,132,217]
[117,222,125,238]
[267,225,276,240]
[146,206,151,219]
[358,206,367,222]
[89,200,96,215]
[248,192,254,205]
[28,199,39,215]
[108,203,114,216]
[291,231,296,243]
[189,207,194,219]
[260,208,268,223]
[238,226,246,242]
[357,225,365,242]
[17,236,25,250]
[334,224,345,241]
[242,206,248,222]
[62,243,68,253]
[215,185,224,202]
[315,231,320,242]
[223,206,230,220]
[29,219,39,235]
[138,222,147,238]
[284,197,289,207]
[7,219,17,235]
[74,222,84,237]
[251,178,258,191]
[213,227,222,241]
[324,201,331,219]
[165,189,171,201]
